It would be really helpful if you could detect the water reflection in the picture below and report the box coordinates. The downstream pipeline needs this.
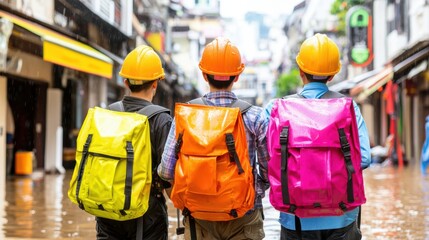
[1,164,428,239]
[3,173,96,239]
[9,177,34,238]
[360,164,429,240]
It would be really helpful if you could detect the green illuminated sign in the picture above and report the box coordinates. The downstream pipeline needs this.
[347,6,372,67]
[350,9,369,27]
[351,47,370,64]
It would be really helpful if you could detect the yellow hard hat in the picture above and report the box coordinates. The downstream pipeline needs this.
[199,37,245,77]
[296,33,341,76]
[119,45,165,82]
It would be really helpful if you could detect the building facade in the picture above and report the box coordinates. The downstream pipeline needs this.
[0,0,135,176]
[328,0,429,165]
[0,0,201,186]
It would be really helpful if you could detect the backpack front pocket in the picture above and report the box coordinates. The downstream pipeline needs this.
[86,154,119,202]
[186,156,217,195]
[296,148,331,206]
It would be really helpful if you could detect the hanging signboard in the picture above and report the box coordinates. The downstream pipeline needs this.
[346,6,373,67]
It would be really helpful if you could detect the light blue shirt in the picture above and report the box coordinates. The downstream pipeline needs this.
[263,82,371,230]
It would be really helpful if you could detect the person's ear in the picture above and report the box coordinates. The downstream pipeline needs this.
[202,74,209,83]
[233,76,239,82]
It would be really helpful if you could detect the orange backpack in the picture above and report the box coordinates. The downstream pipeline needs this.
[171,98,255,221]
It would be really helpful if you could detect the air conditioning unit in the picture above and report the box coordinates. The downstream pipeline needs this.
[98,0,115,24]
[80,0,115,25]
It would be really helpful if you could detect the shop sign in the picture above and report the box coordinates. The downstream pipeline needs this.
[346,6,373,67]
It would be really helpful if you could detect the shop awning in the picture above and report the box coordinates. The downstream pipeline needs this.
[393,46,429,81]
[329,68,381,94]
[0,10,113,79]
[350,65,394,103]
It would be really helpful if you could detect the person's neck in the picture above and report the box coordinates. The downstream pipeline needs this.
[129,91,153,102]
[209,86,232,92]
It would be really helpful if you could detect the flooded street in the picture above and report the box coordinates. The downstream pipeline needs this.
[1,163,428,240]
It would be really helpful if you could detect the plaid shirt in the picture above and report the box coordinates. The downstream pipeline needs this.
[157,91,270,209]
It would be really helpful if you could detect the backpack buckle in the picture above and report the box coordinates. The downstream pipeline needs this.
[313,203,321,208]
[341,143,351,157]
[78,201,85,210]
[182,208,191,217]
[339,202,348,212]
[125,141,133,153]
[225,134,236,151]
[338,128,351,155]
[230,209,238,218]
[280,127,289,145]
[225,133,245,174]
[288,204,297,214]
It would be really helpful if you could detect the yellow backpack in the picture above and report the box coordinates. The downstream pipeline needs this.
[171,98,255,221]
[68,103,169,221]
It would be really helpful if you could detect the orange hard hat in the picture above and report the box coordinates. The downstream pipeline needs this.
[296,33,341,76]
[199,37,245,77]
[119,45,165,82]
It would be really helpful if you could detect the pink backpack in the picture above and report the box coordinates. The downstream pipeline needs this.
[267,92,366,218]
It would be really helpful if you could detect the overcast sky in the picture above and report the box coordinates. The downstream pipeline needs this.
[219,0,302,19]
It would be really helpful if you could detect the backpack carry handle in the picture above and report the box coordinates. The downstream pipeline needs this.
[283,90,345,100]
[108,101,170,119]
[188,97,252,114]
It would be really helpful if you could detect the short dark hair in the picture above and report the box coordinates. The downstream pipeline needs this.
[126,79,155,92]
[304,73,330,84]
[206,74,236,89]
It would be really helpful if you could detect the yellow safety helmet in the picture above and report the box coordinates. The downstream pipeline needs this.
[296,33,341,77]
[199,37,245,77]
[119,45,165,83]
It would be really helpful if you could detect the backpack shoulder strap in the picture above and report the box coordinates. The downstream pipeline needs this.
[321,90,345,99]
[108,101,124,111]
[137,105,170,119]
[230,99,252,114]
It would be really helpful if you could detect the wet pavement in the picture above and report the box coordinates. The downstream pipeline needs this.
[1,162,428,240]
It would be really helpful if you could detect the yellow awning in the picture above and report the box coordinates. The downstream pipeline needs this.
[0,10,113,79]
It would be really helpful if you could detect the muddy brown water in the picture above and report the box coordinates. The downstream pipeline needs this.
[1,163,428,240]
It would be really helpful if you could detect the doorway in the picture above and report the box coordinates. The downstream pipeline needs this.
[7,77,47,173]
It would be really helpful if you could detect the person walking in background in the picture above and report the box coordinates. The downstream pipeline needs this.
[158,37,270,240]
[94,45,172,240]
[264,33,371,240]
[421,115,429,175]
